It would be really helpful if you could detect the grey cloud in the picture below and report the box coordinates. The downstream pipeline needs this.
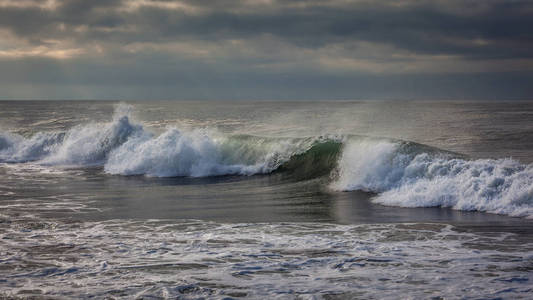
[1,0,532,58]
[0,0,532,100]
[129,3,533,58]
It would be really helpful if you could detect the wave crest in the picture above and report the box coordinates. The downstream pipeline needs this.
[105,131,327,177]
[43,113,143,165]
[331,139,533,218]
[0,131,65,163]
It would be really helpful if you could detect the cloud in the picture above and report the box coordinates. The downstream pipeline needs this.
[0,0,532,99]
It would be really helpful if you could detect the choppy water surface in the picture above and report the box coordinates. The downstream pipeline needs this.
[1,100,533,299]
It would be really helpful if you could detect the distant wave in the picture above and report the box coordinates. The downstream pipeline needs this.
[1,104,532,218]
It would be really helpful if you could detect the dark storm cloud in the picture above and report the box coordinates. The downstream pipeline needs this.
[2,0,532,58]
[150,2,533,59]
[0,0,532,99]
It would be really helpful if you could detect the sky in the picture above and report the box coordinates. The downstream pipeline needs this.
[0,0,532,100]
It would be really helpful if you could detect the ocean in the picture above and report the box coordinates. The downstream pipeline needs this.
[0,100,532,299]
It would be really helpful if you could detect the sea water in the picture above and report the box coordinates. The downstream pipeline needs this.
[0,100,532,299]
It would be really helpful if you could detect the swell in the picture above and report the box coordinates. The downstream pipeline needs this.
[1,104,532,218]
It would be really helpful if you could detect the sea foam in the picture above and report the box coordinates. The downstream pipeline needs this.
[104,129,320,177]
[0,104,142,165]
[0,131,64,163]
[332,138,533,218]
[42,113,143,166]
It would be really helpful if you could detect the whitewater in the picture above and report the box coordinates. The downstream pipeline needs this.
[1,103,532,219]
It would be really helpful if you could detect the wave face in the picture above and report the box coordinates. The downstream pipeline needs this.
[332,139,533,218]
[1,104,533,218]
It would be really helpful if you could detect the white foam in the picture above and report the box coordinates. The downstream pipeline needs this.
[1,104,314,176]
[43,112,142,166]
[104,129,309,177]
[331,139,407,192]
[0,104,142,165]
[106,128,240,177]
[0,131,64,163]
[1,218,532,299]
[332,139,533,218]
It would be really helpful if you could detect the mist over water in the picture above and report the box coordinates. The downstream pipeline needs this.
[1,100,533,299]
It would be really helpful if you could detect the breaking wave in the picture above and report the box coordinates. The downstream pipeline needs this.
[1,104,532,218]
[331,139,533,218]
[0,104,334,177]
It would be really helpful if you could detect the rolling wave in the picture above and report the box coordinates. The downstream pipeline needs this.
[332,139,533,218]
[1,104,532,218]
